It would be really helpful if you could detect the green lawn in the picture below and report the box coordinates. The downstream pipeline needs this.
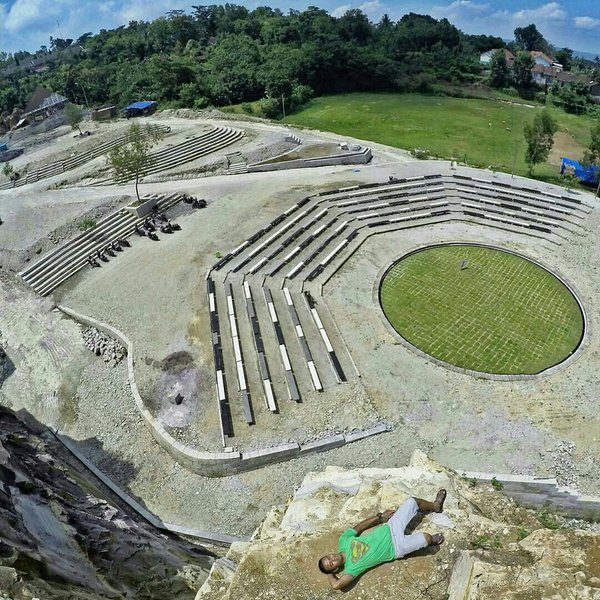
[379,245,583,375]
[287,93,595,179]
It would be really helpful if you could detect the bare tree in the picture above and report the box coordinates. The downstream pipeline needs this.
[106,123,164,201]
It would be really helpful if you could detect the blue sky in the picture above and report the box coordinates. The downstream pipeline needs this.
[0,0,599,55]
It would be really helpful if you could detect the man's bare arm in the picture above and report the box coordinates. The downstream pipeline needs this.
[327,573,355,591]
[352,514,382,535]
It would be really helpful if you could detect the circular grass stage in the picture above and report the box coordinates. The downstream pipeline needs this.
[379,244,584,375]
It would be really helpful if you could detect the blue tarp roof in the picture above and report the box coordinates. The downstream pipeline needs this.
[560,157,599,185]
[123,101,157,111]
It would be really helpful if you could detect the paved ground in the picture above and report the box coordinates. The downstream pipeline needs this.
[0,112,598,541]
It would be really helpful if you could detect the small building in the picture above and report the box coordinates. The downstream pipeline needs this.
[556,71,591,85]
[22,87,68,122]
[91,105,117,121]
[531,64,559,86]
[530,51,555,68]
[480,48,515,66]
[122,101,158,118]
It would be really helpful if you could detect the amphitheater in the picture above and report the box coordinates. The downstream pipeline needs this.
[0,111,599,541]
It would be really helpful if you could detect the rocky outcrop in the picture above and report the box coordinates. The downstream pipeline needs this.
[197,451,600,600]
[0,406,212,600]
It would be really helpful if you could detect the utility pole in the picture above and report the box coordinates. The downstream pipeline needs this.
[281,94,286,121]
[78,82,89,109]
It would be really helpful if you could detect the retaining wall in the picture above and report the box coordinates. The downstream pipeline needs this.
[57,305,390,476]
[248,148,372,172]
[463,471,600,521]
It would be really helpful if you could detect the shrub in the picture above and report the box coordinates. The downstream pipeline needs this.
[491,476,504,491]
[537,508,560,530]
[257,97,281,119]
[516,526,529,541]
[78,218,97,231]
[411,148,430,159]
[290,84,314,107]
[241,103,254,115]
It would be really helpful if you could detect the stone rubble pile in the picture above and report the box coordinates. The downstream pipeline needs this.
[81,326,126,367]
[553,440,577,486]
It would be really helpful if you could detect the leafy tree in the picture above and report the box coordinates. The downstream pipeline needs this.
[554,48,572,71]
[489,49,509,88]
[512,51,535,92]
[588,121,600,161]
[106,123,165,201]
[64,103,84,134]
[549,81,590,114]
[2,162,14,181]
[337,9,372,45]
[1,162,19,187]
[514,24,548,52]
[523,110,558,174]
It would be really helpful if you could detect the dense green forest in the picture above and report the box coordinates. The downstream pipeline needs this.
[1,5,598,120]
[0,5,508,115]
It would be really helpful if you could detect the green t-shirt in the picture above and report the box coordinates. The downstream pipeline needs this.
[338,526,395,577]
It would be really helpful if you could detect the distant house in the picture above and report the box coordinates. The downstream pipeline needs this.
[591,81,600,103]
[530,51,556,68]
[22,87,68,121]
[91,105,117,121]
[1,45,83,78]
[531,64,559,86]
[480,48,515,66]
[122,101,158,118]
[556,71,591,85]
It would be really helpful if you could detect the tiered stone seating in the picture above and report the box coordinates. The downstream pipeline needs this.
[19,192,184,296]
[99,126,244,184]
[207,277,233,444]
[0,125,170,190]
[263,286,301,403]
[206,174,589,439]
[225,283,254,424]
[282,287,322,392]
[226,151,249,174]
[243,282,277,411]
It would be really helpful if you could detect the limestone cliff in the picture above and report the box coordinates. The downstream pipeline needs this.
[197,451,600,600]
[0,406,212,600]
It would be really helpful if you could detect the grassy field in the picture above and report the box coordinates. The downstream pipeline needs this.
[379,245,583,375]
[286,93,596,180]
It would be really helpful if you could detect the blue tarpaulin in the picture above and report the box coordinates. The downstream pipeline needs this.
[122,100,157,111]
[560,157,599,185]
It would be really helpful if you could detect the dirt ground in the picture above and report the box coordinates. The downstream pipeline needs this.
[0,111,598,542]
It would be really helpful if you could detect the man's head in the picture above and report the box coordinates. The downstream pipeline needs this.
[318,553,344,574]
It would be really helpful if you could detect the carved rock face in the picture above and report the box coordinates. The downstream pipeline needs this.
[0,406,212,600]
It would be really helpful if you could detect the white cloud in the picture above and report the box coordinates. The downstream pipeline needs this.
[5,0,67,32]
[331,4,352,17]
[430,0,489,21]
[511,2,567,21]
[574,16,600,30]
[359,0,382,17]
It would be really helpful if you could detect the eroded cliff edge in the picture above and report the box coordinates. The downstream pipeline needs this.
[0,406,212,600]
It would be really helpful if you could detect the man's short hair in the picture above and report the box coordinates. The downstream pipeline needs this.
[318,557,333,574]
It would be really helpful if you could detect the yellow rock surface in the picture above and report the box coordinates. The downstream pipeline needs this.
[196,451,600,600]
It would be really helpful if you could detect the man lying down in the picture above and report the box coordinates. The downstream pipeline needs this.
[318,489,447,591]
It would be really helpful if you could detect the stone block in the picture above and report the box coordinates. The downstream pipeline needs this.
[299,434,345,455]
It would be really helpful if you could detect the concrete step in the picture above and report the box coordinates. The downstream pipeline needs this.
[0,125,170,190]
[94,127,244,185]
[20,193,183,295]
